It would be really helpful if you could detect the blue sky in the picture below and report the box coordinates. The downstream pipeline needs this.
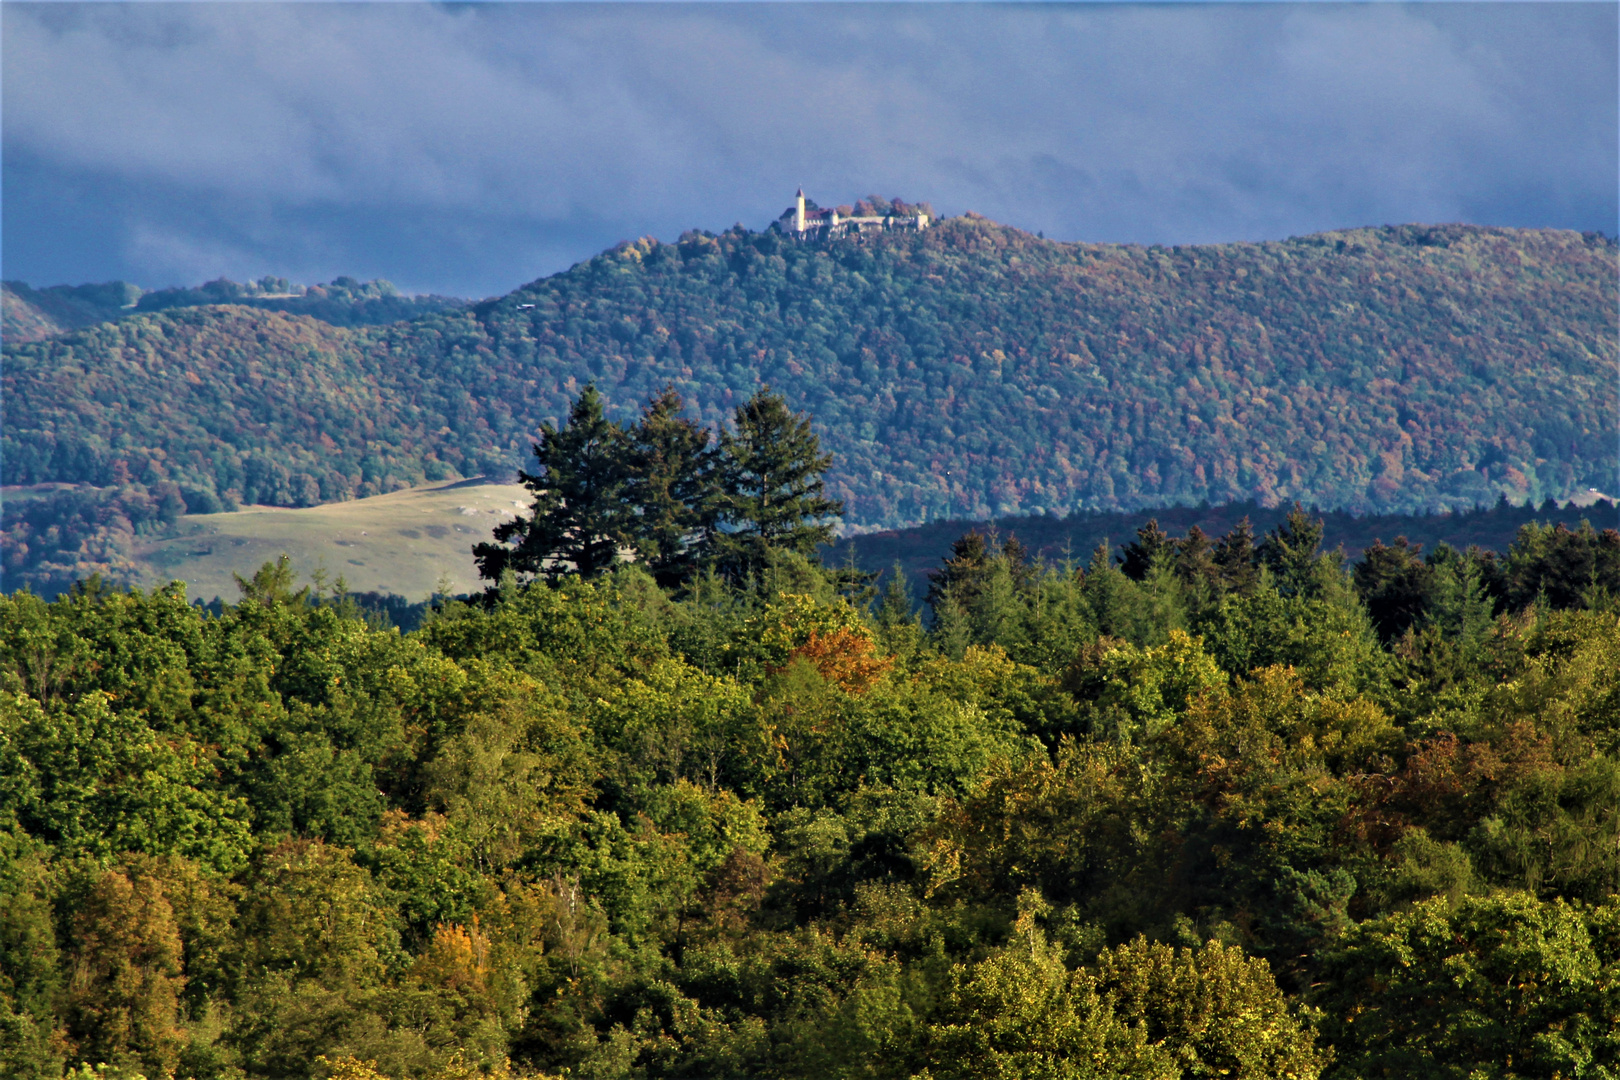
[4,2,1615,298]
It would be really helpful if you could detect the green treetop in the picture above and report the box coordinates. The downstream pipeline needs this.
[475,385,630,583]
[711,389,844,582]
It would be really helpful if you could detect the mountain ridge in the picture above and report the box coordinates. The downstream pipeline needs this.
[4,217,1615,537]
[1,275,466,343]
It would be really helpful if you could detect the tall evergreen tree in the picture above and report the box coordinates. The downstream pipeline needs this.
[874,562,925,658]
[1260,504,1330,598]
[926,531,994,616]
[711,389,843,581]
[623,388,717,589]
[1119,519,1175,581]
[474,385,629,582]
[1354,537,1436,642]
[1213,517,1261,596]
[1175,526,1216,583]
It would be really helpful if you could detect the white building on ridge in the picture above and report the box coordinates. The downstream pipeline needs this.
[780,189,929,238]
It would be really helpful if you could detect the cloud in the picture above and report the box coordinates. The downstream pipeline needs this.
[3,2,1614,295]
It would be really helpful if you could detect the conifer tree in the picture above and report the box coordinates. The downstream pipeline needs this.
[926,531,993,615]
[474,385,629,582]
[1213,517,1261,595]
[1261,504,1333,598]
[874,562,925,658]
[624,388,717,588]
[875,563,917,632]
[1174,525,1223,614]
[1354,537,1436,641]
[711,389,843,581]
[1119,519,1175,581]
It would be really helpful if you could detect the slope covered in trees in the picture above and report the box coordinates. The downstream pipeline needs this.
[7,218,1615,529]
[3,494,1620,1080]
[1,276,463,344]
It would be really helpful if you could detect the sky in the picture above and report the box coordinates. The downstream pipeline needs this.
[3,2,1616,299]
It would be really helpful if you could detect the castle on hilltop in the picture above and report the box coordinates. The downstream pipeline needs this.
[777,189,930,239]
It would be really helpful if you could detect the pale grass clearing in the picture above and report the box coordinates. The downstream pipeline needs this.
[134,479,531,602]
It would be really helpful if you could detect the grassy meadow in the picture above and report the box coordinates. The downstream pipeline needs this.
[131,478,530,601]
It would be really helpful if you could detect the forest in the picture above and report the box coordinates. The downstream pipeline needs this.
[5,216,1615,551]
[3,389,1620,1080]
[1,278,464,344]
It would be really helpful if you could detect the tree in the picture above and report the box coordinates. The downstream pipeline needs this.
[1086,936,1329,1080]
[1353,537,1436,642]
[926,532,994,616]
[1119,519,1175,582]
[474,386,629,582]
[1318,893,1620,1079]
[1213,518,1261,596]
[63,866,188,1078]
[927,532,1036,628]
[1259,504,1329,598]
[622,388,718,589]
[711,389,843,582]
[874,563,925,658]
[928,901,1175,1080]
[1174,525,1222,598]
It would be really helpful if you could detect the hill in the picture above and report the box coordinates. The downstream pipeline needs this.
[5,218,1616,535]
[1,279,142,341]
[0,275,465,343]
[125,477,528,602]
[0,476,527,601]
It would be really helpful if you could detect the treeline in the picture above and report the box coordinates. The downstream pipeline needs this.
[4,306,481,511]
[1,276,464,344]
[6,218,1614,529]
[3,483,1619,1077]
[131,276,466,328]
[845,495,1620,603]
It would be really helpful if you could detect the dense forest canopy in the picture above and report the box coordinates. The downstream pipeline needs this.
[1,276,465,344]
[3,463,1620,1078]
[6,217,1615,534]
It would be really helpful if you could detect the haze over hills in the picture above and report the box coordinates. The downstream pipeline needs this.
[3,212,1616,594]
[0,275,466,343]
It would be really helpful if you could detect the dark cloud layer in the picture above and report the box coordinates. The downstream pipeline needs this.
[4,3,1615,297]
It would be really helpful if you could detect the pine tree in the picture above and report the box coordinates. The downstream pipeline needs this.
[1261,503,1329,598]
[711,389,843,581]
[474,385,629,582]
[874,562,925,658]
[1119,519,1175,581]
[623,388,717,588]
[1175,525,1223,615]
[1213,517,1261,596]
[926,531,993,615]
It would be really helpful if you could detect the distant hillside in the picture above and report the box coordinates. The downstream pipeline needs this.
[1,275,464,343]
[1,280,142,341]
[4,218,1615,530]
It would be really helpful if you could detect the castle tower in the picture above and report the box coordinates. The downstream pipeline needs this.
[795,188,806,232]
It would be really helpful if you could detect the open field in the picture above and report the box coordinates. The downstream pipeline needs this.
[132,478,530,601]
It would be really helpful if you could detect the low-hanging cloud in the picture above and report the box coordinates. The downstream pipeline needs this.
[3,2,1614,296]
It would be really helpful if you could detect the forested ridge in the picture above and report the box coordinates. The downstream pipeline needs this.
[2,277,464,344]
[5,393,1620,1080]
[6,217,1615,533]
